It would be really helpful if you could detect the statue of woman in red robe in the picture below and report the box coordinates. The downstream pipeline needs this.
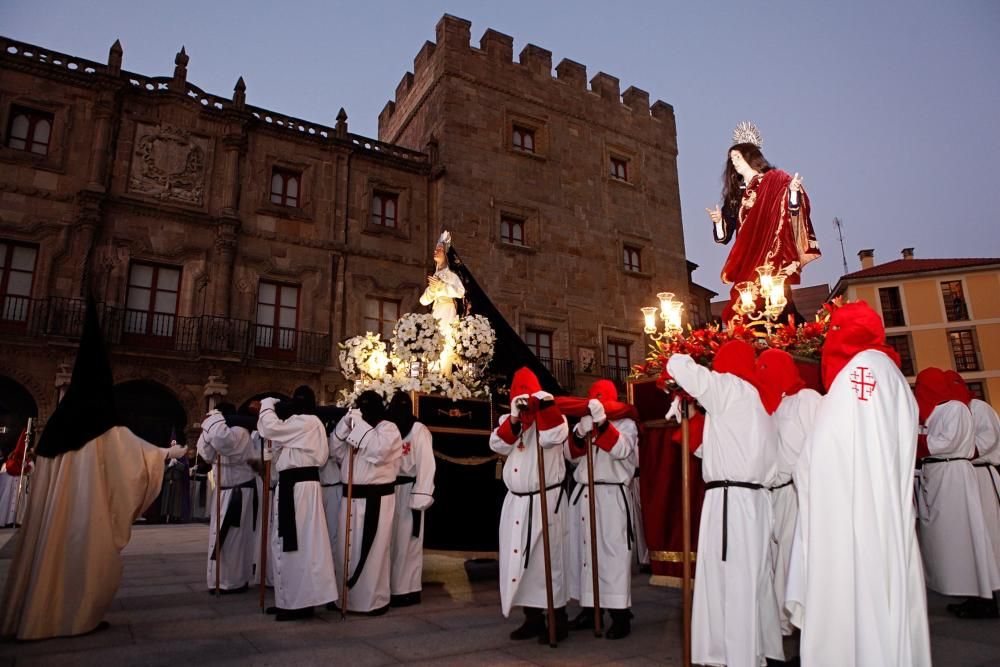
[707,123,821,325]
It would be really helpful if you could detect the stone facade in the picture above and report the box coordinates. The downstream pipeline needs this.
[0,14,691,446]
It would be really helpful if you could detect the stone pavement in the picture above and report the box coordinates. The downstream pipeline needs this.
[0,524,998,666]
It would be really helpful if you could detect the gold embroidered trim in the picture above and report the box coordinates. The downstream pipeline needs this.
[649,550,697,563]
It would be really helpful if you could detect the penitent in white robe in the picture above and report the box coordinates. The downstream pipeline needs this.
[666,354,783,667]
[320,449,343,591]
[564,417,638,610]
[250,432,277,588]
[257,398,338,610]
[0,464,20,527]
[917,400,1000,597]
[390,421,436,596]
[787,349,930,667]
[331,418,403,612]
[769,388,820,636]
[970,398,1000,568]
[198,413,258,591]
[0,427,165,640]
[489,396,569,617]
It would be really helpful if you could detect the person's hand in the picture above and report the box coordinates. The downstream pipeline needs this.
[510,396,528,424]
[706,205,722,225]
[790,173,803,193]
[427,275,442,289]
[262,444,274,461]
[587,398,606,424]
[574,415,594,438]
[664,395,682,423]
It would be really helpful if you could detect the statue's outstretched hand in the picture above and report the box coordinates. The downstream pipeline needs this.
[790,173,803,193]
[706,206,722,225]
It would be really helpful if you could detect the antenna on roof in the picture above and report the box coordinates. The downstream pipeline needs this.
[833,217,848,275]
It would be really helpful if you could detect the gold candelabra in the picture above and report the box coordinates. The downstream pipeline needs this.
[731,262,787,335]
[642,292,685,341]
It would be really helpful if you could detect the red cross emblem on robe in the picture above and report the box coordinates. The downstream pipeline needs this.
[850,366,877,401]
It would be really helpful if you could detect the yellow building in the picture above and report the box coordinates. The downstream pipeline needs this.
[831,248,1000,410]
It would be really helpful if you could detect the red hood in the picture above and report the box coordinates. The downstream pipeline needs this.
[821,302,900,391]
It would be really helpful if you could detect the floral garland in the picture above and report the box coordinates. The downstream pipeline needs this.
[631,298,843,392]
[453,314,496,367]
[392,313,444,363]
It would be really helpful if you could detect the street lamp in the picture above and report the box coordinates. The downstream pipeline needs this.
[642,291,684,341]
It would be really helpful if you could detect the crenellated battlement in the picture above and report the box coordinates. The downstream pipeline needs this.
[379,13,675,137]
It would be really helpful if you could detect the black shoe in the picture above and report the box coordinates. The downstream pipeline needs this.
[390,591,422,607]
[605,609,632,640]
[361,604,390,617]
[952,597,999,619]
[538,607,569,644]
[265,606,279,615]
[510,608,545,640]
[275,607,314,622]
[325,601,340,612]
[570,607,603,631]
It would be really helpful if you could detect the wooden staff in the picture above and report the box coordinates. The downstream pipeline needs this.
[258,441,271,611]
[214,456,222,596]
[680,399,692,667]
[533,417,558,648]
[12,418,33,526]
[340,443,356,619]
[584,431,602,637]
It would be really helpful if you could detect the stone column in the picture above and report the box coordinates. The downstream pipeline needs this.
[87,92,115,189]
[203,372,229,412]
[213,221,238,317]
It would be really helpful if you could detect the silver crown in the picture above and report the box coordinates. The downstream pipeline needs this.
[732,121,763,148]
[436,230,452,252]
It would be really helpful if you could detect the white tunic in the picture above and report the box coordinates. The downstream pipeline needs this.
[787,349,930,667]
[320,447,343,591]
[418,266,465,324]
[563,417,638,610]
[0,465,20,527]
[917,400,1000,597]
[489,398,569,617]
[257,398,338,610]
[666,354,783,667]
[970,399,1000,567]
[250,432,276,588]
[331,417,403,612]
[390,421,436,595]
[769,389,820,635]
[198,413,258,591]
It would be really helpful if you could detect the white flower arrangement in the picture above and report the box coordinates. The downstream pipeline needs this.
[392,313,444,363]
[453,314,496,367]
[338,332,388,381]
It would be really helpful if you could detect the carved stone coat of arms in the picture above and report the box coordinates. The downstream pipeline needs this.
[128,123,209,205]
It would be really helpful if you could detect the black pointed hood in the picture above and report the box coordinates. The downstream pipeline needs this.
[35,299,123,458]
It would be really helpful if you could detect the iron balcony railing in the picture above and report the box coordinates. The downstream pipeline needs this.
[602,364,633,391]
[538,357,575,393]
[0,296,329,366]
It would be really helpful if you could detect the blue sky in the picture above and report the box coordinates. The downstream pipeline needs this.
[4,1,998,296]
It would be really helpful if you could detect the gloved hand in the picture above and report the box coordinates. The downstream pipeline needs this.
[574,415,594,438]
[588,398,606,424]
[665,395,682,423]
[510,395,528,422]
[262,444,274,462]
[166,444,188,460]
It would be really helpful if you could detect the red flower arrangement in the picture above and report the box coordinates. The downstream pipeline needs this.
[631,297,845,397]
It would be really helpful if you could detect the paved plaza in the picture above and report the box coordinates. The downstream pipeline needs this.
[0,525,998,666]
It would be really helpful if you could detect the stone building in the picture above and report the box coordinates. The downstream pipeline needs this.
[0,14,691,448]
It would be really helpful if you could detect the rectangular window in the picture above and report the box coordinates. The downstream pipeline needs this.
[940,280,968,321]
[371,191,398,228]
[885,334,915,376]
[500,215,525,246]
[0,241,38,324]
[606,340,631,386]
[512,125,535,153]
[610,156,628,182]
[363,297,400,340]
[269,167,300,207]
[256,281,299,352]
[878,286,905,327]
[966,381,986,402]
[6,105,53,155]
[125,263,180,339]
[949,329,980,372]
[623,245,642,272]
[525,328,553,370]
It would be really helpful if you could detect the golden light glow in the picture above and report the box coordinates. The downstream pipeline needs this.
[656,292,675,318]
[642,306,659,334]
[756,263,776,295]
